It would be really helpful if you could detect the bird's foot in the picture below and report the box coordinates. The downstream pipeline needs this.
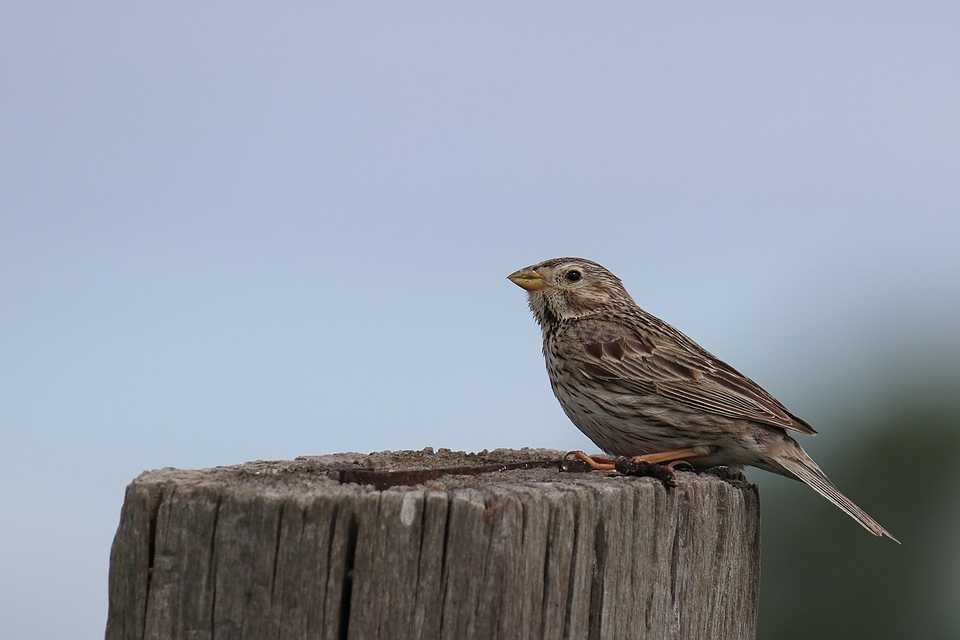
[564,447,711,485]
[564,451,616,471]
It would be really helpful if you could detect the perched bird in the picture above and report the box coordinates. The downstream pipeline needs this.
[508,257,896,541]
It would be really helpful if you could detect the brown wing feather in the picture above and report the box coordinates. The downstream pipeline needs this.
[572,319,817,436]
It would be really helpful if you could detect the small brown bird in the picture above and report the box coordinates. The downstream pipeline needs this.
[509,257,896,541]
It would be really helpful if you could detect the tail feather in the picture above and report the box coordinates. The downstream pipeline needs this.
[776,453,899,543]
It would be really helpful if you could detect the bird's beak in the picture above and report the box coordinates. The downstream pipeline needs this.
[508,269,550,291]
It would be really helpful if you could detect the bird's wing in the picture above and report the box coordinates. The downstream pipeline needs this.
[571,319,817,435]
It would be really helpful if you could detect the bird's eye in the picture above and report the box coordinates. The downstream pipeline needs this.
[565,270,582,282]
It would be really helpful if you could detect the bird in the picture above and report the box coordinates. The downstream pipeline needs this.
[508,256,896,541]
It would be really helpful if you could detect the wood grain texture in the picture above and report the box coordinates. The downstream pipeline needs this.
[105,448,760,640]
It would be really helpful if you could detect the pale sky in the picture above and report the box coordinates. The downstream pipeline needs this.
[2,3,959,638]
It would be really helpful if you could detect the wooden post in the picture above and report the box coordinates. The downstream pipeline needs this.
[105,448,760,640]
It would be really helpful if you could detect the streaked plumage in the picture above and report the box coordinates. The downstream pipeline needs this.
[509,257,896,541]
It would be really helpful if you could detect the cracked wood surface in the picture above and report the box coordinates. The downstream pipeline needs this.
[105,448,760,640]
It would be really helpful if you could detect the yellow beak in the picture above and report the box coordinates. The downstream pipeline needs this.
[507,269,550,291]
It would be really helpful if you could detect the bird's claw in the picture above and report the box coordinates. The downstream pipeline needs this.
[665,460,694,472]
[564,450,617,471]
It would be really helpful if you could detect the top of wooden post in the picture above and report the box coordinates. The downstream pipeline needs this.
[129,445,755,495]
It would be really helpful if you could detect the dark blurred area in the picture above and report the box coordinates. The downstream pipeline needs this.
[755,380,960,639]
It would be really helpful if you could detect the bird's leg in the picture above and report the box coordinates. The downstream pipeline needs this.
[566,451,616,471]
[631,446,713,467]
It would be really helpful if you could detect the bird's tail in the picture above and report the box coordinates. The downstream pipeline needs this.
[775,448,899,543]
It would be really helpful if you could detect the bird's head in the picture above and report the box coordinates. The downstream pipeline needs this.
[507,257,633,328]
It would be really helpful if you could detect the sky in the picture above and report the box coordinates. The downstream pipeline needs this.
[2,3,959,638]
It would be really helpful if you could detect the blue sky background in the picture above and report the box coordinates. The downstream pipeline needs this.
[2,3,959,638]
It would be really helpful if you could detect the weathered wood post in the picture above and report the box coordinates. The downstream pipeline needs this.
[105,448,760,640]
